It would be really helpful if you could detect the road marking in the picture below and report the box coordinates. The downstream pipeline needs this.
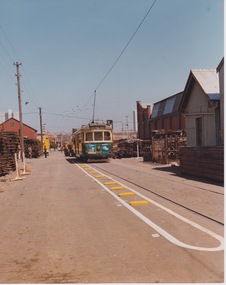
[152,234,160,238]
[77,164,224,252]
[95,175,105,178]
[111,186,125,190]
[130,200,149,206]
[104,181,117,185]
[118,192,135,197]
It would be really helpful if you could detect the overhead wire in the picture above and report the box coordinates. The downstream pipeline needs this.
[94,0,157,91]
[0,23,20,60]
[0,22,40,111]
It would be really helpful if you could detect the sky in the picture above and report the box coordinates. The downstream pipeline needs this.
[0,0,224,133]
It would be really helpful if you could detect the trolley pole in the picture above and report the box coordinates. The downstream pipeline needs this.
[92,90,96,123]
[39,107,43,155]
[14,62,24,161]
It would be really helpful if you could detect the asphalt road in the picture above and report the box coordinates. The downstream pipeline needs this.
[0,151,224,283]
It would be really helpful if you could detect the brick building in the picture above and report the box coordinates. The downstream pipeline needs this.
[150,91,185,131]
[0,118,37,140]
[136,101,152,140]
[137,91,185,140]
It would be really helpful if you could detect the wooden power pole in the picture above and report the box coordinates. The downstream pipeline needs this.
[14,62,24,161]
[39,107,43,154]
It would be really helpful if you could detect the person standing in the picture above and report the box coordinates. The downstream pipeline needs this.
[44,146,47,158]
[28,146,32,159]
[17,144,21,160]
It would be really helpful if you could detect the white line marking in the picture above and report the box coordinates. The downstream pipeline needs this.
[152,234,160,238]
[78,164,224,252]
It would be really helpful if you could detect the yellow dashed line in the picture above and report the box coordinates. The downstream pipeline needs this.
[104,181,117,185]
[110,186,125,191]
[95,175,105,178]
[84,167,91,170]
[129,201,149,206]
[89,171,98,174]
[118,192,135,197]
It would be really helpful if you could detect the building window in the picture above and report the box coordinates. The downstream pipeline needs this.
[151,103,160,118]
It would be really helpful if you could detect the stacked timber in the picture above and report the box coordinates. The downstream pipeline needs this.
[151,130,187,164]
[0,132,20,176]
[24,139,42,158]
[180,146,224,182]
[113,139,140,158]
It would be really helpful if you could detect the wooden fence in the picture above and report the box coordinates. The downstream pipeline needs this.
[180,146,224,182]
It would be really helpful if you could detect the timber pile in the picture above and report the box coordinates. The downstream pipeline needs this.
[24,139,42,158]
[113,140,140,158]
[180,146,224,182]
[151,130,187,164]
[0,132,20,176]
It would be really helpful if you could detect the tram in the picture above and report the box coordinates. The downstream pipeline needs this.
[72,120,113,162]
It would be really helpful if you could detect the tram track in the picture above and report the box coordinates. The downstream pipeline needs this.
[91,162,224,226]
[77,162,224,252]
[106,160,224,195]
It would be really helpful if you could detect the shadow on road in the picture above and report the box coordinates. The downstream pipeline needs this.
[152,165,223,187]
[65,158,78,164]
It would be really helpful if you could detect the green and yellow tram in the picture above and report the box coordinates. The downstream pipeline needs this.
[72,120,113,162]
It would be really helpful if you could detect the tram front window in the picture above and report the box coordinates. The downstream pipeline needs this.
[86,132,93,141]
[104,131,111,140]
[94,132,103,141]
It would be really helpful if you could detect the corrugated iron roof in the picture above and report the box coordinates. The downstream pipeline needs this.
[191,69,220,100]
[151,91,183,118]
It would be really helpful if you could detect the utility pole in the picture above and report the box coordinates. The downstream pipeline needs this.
[14,62,24,161]
[125,115,129,139]
[39,107,43,154]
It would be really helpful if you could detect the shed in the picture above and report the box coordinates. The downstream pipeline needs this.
[216,57,224,145]
[180,69,220,147]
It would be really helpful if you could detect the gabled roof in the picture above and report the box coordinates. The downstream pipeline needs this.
[0,117,37,132]
[180,69,220,110]
[191,69,220,99]
[217,57,224,72]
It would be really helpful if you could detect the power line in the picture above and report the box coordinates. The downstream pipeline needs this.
[95,0,157,91]
[0,23,20,61]
[0,22,40,109]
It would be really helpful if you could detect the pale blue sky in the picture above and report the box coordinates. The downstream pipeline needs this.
[0,0,224,132]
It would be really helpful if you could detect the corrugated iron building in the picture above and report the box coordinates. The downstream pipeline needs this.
[217,58,224,145]
[180,69,220,146]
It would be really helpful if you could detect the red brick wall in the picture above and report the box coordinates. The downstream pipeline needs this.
[137,101,151,140]
[0,119,37,139]
[150,113,185,132]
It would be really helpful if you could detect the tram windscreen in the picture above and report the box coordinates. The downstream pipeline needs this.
[86,131,111,141]
[104,132,111,140]
[86,132,93,141]
[94,132,103,141]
